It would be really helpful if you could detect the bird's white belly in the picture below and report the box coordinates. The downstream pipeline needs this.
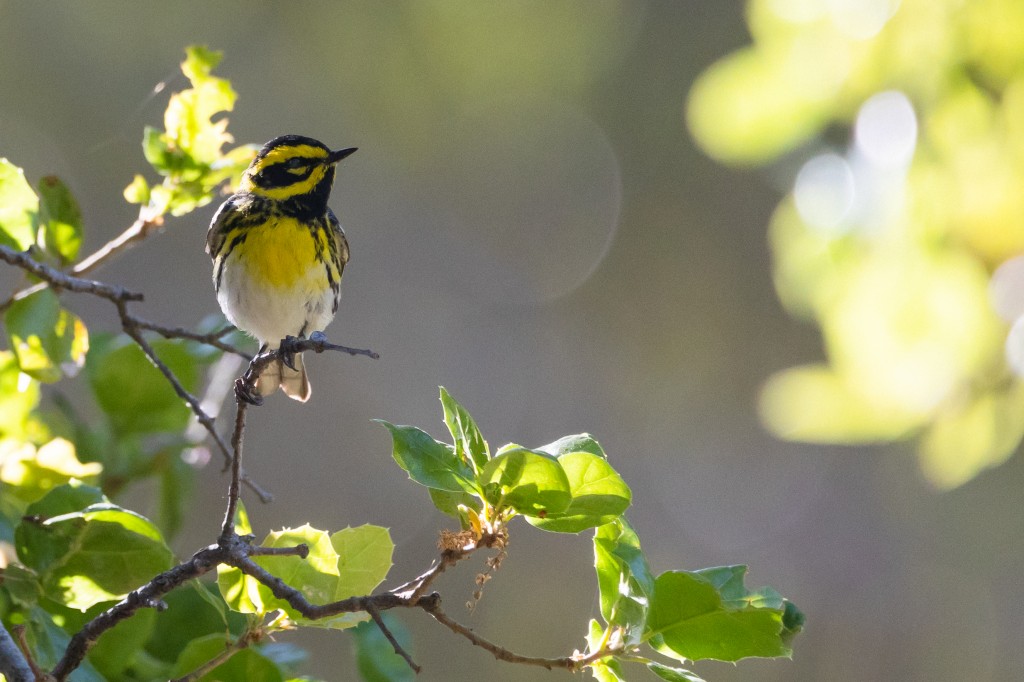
[217,256,336,346]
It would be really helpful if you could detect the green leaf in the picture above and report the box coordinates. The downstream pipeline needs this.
[427,487,481,523]
[376,421,476,493]
[4,289,89,383]
[122,174,150,205]
[352,614,416,682]
[86,333,212,435]
[645,569,791,662]
[439,386,489,472]
[84,606,156,680]
[219,525,393,631]
[593,518,653,645]
[584,619,626,682]
[537,433,607,459]
[15,485,175,611]
[527,450,631,533]
[146,582,246,664]
[480,447,572,517]
[0,350,40,439]
[170,633,284,682]
[0,437,102,506]
[647,662,706,682]
[0,158,39,250]
[1,564,42,608]
[13,605,105,681]
[37,176,82,264]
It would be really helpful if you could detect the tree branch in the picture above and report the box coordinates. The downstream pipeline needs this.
[1,214,163,313]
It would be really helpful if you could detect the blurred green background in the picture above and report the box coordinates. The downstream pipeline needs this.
[2,1,1022,679]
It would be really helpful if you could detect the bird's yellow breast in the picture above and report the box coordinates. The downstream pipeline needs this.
[240,216,325,289]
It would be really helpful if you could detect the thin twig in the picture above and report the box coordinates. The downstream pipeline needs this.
[131,318,250,358]
[368,605,420,673]
[248,544,309,558]
[422,601,617,672]
[219,399,249,541]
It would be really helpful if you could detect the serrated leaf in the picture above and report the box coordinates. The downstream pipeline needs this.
[645,570,790,662]
[37,175,82,264]
[527,450,631,533]
[170,633,284,682]
[5,289,89,382]
[376,421,476,493]
[15,485,174,611]
[352,614,416,682]
[480,447,572,517]
[0,158,39,250]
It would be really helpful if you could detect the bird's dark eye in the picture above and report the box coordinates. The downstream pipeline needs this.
[254,159,313,188]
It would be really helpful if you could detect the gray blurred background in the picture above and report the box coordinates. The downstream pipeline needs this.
[1,2,1019,680]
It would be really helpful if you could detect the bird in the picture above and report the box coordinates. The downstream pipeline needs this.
[206,134,357,402]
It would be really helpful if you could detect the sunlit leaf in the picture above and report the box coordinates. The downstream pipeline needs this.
[647,662,706,682]
[593,518,653,646]
[645,569,791,662]
[36,175,82,265]
[528,449,631,533]
[0,158,38,250]
[0,437,102,505]
[439,386,488,472]
[376,420,476,493]
[4,289,89,383]
[0,350,41,440]
[480,447,572,517]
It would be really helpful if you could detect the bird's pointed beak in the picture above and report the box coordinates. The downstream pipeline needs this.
[328,147,358,164]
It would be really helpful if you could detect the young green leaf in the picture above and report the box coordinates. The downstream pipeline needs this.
[537,433,607,459]
[4,289,88,383]
[439,386,489,472]
[376,420,477,493]
[0,158,39,250]
[645,569,791,662]
[593,518,653,645]
[527,450,631,533]
[647,662,707,682]
[37,175,83,265]
[480,447,572,517]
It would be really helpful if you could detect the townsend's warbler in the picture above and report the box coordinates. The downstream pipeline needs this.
[207,135,357,402]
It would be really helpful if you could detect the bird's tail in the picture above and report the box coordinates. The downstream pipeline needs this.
[257,346,312,402]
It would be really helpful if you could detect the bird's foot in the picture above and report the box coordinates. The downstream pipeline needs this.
[234,377,263,406]
[279,335,303,371]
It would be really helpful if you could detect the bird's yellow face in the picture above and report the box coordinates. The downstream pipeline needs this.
[238,136,356,203]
